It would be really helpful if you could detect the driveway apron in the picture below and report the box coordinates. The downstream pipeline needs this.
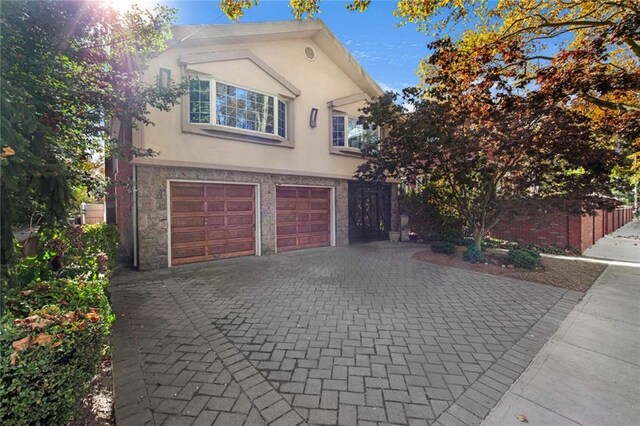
[110,242,581,426]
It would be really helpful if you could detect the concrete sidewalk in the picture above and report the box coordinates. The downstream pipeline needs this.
[482,262,640,425]
[583,220,640,262]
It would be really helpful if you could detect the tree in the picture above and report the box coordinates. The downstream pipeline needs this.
[217,1,638,128]
[356,36,621,250]
[216,0,639,198]
[0,1,186,263]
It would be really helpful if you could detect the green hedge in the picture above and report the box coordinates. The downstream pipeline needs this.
[508,247,541,269]
[431,241,457,255]
[0,224,116,425]
[463,246,487,263]
[81,223,119,270]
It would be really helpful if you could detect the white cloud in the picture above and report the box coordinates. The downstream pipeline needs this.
[402,102,416,113]
[378,82,399,93]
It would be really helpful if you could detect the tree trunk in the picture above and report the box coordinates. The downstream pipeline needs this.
[472,226,483,251]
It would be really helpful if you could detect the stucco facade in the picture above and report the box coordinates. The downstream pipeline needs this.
[108,20,397,270]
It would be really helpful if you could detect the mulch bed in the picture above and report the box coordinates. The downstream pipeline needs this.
[413,247,606,293]
[68,354,114,426]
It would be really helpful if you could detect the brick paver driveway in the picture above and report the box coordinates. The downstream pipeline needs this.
[110,242,581,426]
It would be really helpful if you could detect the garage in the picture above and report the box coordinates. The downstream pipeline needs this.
[276,186,331,252]
[169,182,256,266]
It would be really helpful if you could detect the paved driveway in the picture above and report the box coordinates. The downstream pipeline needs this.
[110,242,580,426]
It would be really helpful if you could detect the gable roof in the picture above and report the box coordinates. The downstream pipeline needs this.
[169,20,383,98]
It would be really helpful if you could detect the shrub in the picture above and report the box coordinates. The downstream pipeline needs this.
[0,280,112,425]
[482,236,575,256]
[521,243,576,256]
[431,241,457,254]
[400,184,465,242]
[81,223,119,270]
[0,223,116,425]
[508,247,541,269]
[463,246,487,263]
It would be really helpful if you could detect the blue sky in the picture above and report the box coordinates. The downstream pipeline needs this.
[162,0,437,93]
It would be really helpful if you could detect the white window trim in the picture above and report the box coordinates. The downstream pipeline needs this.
[188,77,288,140]
[331,113,377,152]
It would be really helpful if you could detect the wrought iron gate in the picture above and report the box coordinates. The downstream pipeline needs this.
[348,181,391,244]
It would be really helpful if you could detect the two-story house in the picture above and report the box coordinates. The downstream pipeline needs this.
[106,20,399,270]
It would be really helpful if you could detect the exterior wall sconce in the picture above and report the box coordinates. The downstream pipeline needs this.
[309,108,318,128]
[159,68,171,90]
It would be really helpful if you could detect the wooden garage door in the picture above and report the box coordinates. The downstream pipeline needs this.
[276,186,331,252]
[170,182,255,266]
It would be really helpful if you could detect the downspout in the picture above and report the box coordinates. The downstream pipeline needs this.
[132,165,139,269]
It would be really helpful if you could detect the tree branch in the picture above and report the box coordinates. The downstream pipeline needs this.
[583,94,640,112]
[502,19,612,41]
[625,38,640,60]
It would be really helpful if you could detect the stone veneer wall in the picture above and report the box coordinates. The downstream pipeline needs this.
[135,165,350,270]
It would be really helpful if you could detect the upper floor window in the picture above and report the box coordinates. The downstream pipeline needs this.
[332,113,377,149]
[189,79,287,138]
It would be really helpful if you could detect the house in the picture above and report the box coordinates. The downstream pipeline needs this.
[106,20,400,270]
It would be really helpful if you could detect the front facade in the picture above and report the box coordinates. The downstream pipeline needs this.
[107,20,399,270]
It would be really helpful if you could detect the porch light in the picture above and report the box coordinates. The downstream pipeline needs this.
[309,108,318,128]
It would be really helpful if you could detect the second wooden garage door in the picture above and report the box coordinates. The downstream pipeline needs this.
[276,186,331,252]
[170,182,255,266]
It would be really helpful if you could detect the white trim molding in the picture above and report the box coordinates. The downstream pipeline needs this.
[327,93,371,108]
[180,49,301,97]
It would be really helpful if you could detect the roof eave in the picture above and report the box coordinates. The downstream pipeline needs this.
[168,20,383,98]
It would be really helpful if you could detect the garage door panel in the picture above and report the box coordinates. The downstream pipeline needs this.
[277,188,297,198]
[300,234,329,243]
[277,224,297,235]
[310,201,328,210]
[226,214,253,226]
[205,215,225,226]
[172,201,204,213]
[276,186,331,252]
[205,186,225,198]
[172,245,206,261]
[228,228,253,239]
[310,213,328,221]
[172,230,205,244]
[277,199,297,210]
[310,189,328,198]
[309,234,329,243]
[208,243,226,254]
[227,200,253,211]
[172,185,205,198]
[310,223,328,232]
[225,241,254,252]
[277,237,298,251]
[207,242,254,257]
[207,229,225,240]
[207,201,225,212]
[226,186,254,198]
[207,227,253,239]
[277,212,297,223]
[172,216,205,228]
[170,182,256,266]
